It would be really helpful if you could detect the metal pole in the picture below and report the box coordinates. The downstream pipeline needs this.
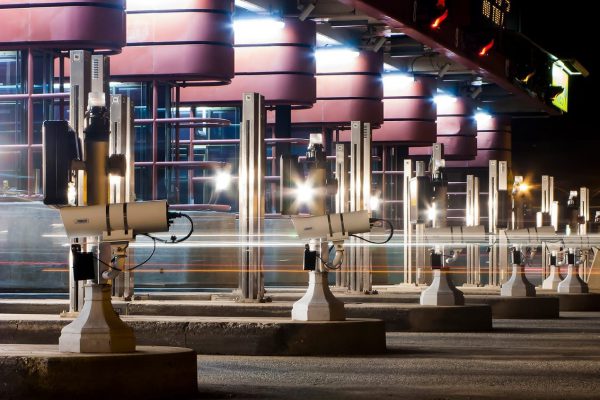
[67,50,91,313]
[335,143,349,288]
[403,159,413,285]
[237,93,266,302]
[349,121,372,293]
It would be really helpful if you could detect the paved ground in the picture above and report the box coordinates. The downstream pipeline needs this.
[196,312,600,399]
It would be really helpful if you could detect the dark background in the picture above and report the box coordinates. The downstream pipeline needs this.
[513,1,598,202]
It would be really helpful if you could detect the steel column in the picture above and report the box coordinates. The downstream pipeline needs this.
[237,93,266,302]
[335,143,350,288]
[348,121,372,293]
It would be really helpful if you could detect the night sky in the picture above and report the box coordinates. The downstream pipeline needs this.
[513,1,598,199]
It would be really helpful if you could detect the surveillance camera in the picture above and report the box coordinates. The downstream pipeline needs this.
[424,226,485,245]
[60,200,170,242]
[291,210,371,241]
[504,226,556,246]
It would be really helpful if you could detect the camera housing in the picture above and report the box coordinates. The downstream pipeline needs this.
[291,210,371,241]
[60,200,170,242]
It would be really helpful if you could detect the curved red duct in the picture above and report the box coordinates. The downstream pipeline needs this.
[410,97,477,161]
[110,0,234,83]
[180,17,316,107]
[447,116,511,168]
[290,50,383,128]
[0,0,126,52]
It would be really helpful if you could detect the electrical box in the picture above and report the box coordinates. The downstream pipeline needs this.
[42,120,80,206]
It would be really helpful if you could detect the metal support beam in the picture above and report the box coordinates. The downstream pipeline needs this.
[237,93,266,302]
[110,94,135,300]
[335,143,350,288]
[348,121,372,293]
[67,50,91,313]
[466,175,481,286]
[403,159,413,285]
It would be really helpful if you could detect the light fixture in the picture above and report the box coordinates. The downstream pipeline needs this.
[67,182,77,206]
[295,181,315,205]
[372,37,387,52]
[109,174,122,187]
[427,204,438,221]
[315,47,359,68]
[431,9,449,29]
[233,18,285,43]
[383,73,415,89]
[369,196,381,211]
[299,2,316,21]
[433,94,457,107]
[214,170,233,192]
[329,19,369,28]
[475,111,492,124]
[478,39,495,57]
[555,59,589,77]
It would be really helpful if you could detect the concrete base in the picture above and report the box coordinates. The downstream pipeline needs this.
[59,283,135,353]
[557,266,589,294]
[0,315,386,356]
[542,265,563,290]
[292,271,345,321]
[420,269,465,306]
[501,265,536,297]
[0,344,197,400]
[465,295,559,319]
[556,293,600,311]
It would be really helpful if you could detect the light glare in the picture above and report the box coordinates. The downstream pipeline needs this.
[233,18,285,43]
[433,94,457,107]
[296,181,315,205]
[316,48,359,68]
[214,170,233,192]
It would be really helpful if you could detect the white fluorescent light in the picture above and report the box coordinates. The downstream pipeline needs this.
[433,94,457,107]
[383,73,414,89]
[316,47,359,68]
[475,112,492,124]
[233,18,285,44]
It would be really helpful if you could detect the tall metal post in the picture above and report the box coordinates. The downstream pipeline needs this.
[110,94,135,300]
[540,175,554,278]
[466,175,481,286]
[488,161,507,286]
[335,143,350,288]
[498,161,509,283]
[237,93,266,302]
[414,161,427,285]
[67,50,91,313]
[403,159,414,285]
[348,121,372,293]
[580,187,590,279]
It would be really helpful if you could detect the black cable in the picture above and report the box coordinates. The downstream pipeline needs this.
[316,252,342,271]
[350,218,394,245]
[145,212,194,244]
[127,236,157,271]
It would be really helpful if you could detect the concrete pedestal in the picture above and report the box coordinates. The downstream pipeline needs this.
[557,293,600,311]
[0,315,385,356]
[0,345,197,400]
[501,265,536,297]
[292,271,345,321]
[420,268,465,306]
[557,265,589,294]
[59,283,135,353]
[542,266,563,290]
